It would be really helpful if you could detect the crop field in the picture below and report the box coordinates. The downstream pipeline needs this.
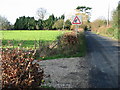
[1,30,69,48]
[1,30,67,40]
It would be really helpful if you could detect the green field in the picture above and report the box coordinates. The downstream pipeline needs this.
[1,30,67,40]
[1,30,68,48]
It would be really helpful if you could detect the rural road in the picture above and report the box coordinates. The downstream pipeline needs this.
[38,31,119,88]
[85,31,119,88]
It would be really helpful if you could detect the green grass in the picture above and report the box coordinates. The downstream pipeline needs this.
[1,30,66,40]
[1,30,69,48]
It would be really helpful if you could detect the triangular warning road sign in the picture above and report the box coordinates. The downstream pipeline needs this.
[72,16,82,24]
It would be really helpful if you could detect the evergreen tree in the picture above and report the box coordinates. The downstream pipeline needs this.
[43,14,55,30]
[14,16,36,30]
[64,19,72,30]
[52,19,64,30]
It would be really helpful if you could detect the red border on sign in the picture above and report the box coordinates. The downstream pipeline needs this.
[72,16,81,24]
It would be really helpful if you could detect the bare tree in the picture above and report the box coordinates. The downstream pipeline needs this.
[36,8,47,20]
[0,15,11,30]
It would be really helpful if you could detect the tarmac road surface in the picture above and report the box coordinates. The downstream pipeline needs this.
[85,31,119,88]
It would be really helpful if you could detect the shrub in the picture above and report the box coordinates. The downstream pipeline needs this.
[97,26,108,34]
[1,48,44,89]
[96,26,119,40]
[106,27,114,36]
[78,28,84,32]
[79,24,87,31]
[90,19,107,32]
[56,31,82,56]
[114,28,119,39]
[52,19,64,30]
[64,19,72,30]
[58,32,79,45]
[70,25,76,30]
[71,24,89,31]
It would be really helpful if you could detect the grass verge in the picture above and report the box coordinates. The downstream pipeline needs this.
[40,31,87,60]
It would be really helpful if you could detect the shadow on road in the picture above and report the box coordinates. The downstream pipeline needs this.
[88,65,115,88]
[85,31,119,88]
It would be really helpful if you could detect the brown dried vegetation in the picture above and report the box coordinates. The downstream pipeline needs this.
[1,48,44,89]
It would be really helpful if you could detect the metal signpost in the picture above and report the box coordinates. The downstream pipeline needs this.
[72,15,82,34]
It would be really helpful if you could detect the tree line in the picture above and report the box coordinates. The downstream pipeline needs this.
[0,14,71,30]
[14,14,72,30]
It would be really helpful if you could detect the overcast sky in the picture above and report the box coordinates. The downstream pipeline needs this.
[0,0,119,24]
